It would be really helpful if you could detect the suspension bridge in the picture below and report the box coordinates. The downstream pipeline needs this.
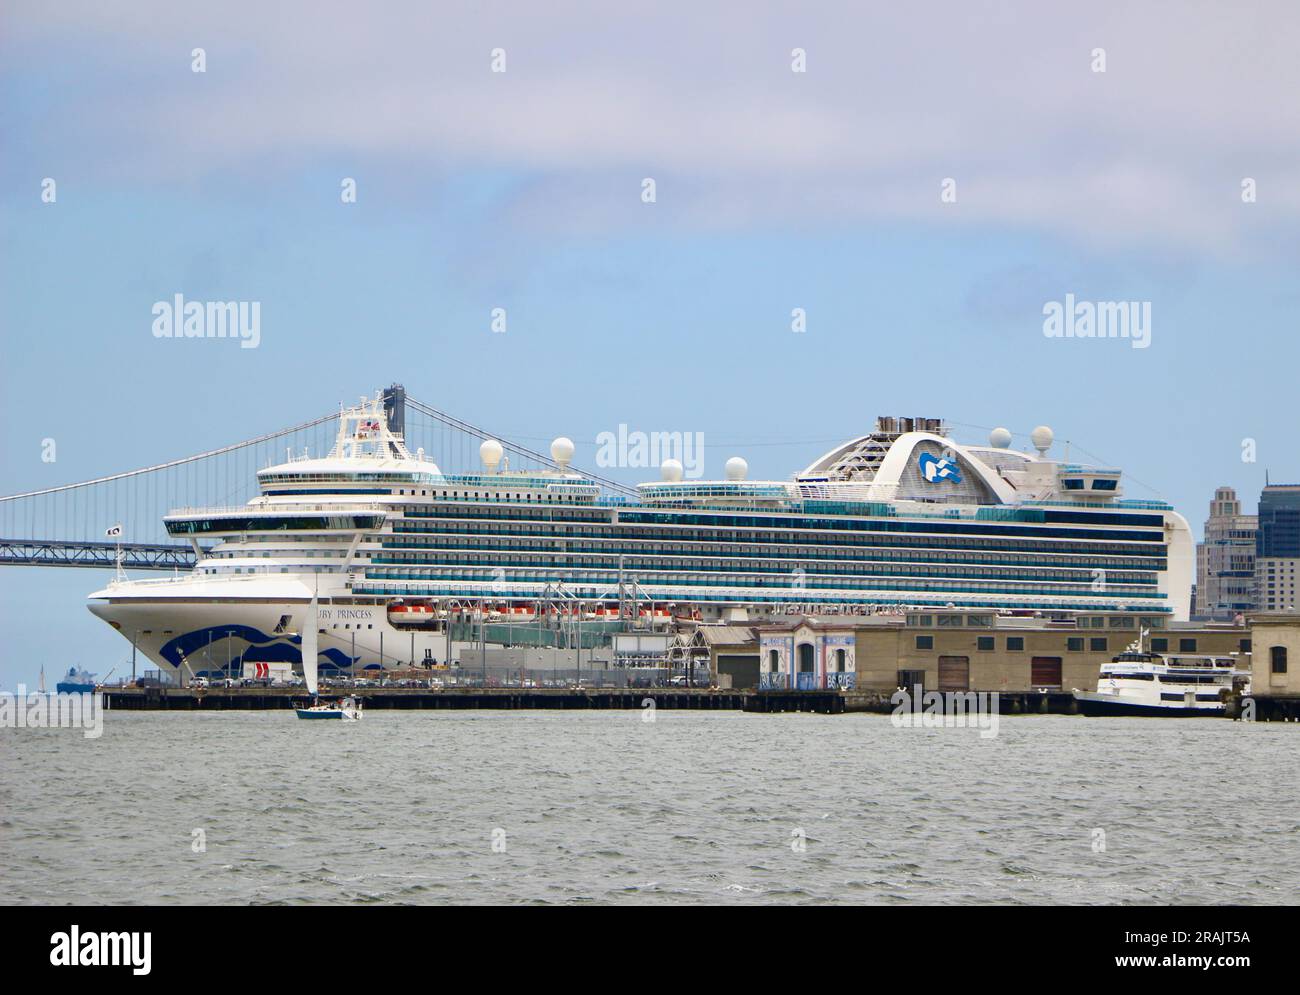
[0,385,637,571]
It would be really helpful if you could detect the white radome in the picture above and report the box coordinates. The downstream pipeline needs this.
[725,456,748,481]
[550,436,575,469]
[479,438,504,470]
[1030,425,1054,454]
[661,458,684,482]
[989,427,1012,449]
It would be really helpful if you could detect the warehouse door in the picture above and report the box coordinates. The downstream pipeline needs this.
[938,656,969,692]
[1031,656,1063,689]
[898,669,926,693]
[717,654,759,690]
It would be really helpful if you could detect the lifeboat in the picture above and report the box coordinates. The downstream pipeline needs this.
[387,600,437,626]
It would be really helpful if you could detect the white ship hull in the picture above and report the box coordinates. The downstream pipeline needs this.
[1072,688,1227,717]
[87,573,450,680]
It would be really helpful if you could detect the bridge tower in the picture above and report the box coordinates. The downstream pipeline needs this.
[382,383,406,439]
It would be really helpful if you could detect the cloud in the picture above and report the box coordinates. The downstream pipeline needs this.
[5,0,1300,251]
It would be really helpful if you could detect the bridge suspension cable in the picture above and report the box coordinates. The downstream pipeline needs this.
[0,387,639,565]
[0,411,340,503]
[404,395,639,497]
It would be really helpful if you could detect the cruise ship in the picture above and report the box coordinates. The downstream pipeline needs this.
[88,395,1193,680]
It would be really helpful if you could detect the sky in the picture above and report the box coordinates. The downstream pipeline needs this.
[1,1,1298,688]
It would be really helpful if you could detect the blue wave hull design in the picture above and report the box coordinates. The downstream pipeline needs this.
[159,624,357,676]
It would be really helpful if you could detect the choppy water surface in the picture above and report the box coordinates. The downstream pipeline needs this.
[2,710,1297,905]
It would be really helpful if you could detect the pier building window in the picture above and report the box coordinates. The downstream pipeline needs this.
[1272,646,1288,674]
[915,635,933,650]
[767,649,780,673]
[977,636,994,651]
[1151,637,1168,652]
[1006,637,1024,651]
[1179,638,1198,652]
[1090,638,1108,652]
[834,649,847,672]
[1067,637,1083,652]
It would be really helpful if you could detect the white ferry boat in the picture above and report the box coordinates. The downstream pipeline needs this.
[1073,645,1249,717]
[87,393,1194,683]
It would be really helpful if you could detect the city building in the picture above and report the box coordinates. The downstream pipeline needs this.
[1194,486,1257,619]
[1255,484,1300,611]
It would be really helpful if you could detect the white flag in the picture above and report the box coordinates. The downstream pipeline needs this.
[105,524,122,538]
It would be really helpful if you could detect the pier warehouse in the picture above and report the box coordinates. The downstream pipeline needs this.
[717,609,1249,693]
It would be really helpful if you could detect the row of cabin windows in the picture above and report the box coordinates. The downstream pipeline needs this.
[912,635,1232,654]
[396,490,584,504]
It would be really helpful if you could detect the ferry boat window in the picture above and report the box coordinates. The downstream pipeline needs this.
[915,635,933,650]
[1179,638,1198,652]
[1067,637,1083,652]
[1272,646,1288,674]
[1151,637,1168,652]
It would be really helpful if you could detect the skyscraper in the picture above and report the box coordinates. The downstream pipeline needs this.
[1195,486,1257,619]
[1255,484,1300,611]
